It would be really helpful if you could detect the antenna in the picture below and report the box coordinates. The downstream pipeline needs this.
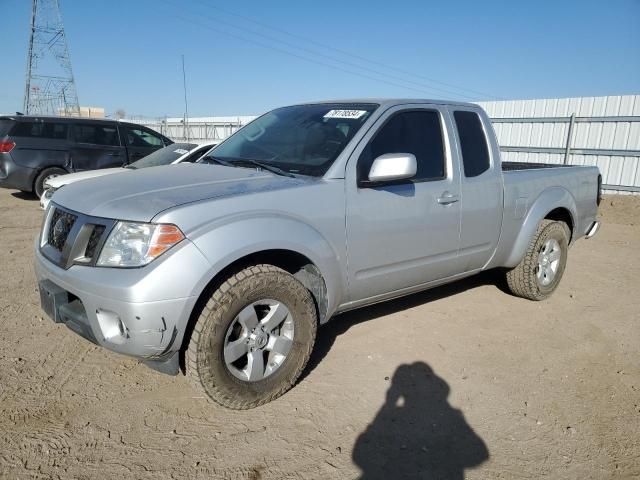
[23,0,80,116]
[182,54,189,141]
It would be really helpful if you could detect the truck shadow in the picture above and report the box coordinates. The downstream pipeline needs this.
[301,269,509,381]
[352,361,489,479]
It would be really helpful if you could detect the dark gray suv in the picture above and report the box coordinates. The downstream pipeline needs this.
[0,116,172,197]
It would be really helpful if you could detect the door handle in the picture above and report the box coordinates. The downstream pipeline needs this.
[437,192,460,205]
[107,152,121,156]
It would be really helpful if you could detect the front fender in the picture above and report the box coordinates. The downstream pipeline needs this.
[188,214,345,318]
[503,187,577,268]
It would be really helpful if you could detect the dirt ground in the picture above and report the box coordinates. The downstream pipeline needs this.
[0,190,638,480]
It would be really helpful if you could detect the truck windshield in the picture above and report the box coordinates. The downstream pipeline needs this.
[204,103,378,176]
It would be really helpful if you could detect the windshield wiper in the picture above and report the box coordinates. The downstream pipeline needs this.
[227,158,296,178]
[200,155,236,168]
[201,155,296,178]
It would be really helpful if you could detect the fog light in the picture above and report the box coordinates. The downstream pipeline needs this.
[96,309,126,342]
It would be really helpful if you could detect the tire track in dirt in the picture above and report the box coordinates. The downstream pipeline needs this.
[1,190,639,479]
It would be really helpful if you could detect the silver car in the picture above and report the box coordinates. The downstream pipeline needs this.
[40,142,218,209]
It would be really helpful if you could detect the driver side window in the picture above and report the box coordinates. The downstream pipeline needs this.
[357,110,445,183]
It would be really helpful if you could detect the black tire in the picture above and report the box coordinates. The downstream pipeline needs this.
[186,264,317,409]
[34,167,66,198]
[506,220,570,301]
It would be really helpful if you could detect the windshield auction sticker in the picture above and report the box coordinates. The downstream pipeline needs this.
[323,109,368,119]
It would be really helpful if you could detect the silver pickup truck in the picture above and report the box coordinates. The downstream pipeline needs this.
[35,99,601,409]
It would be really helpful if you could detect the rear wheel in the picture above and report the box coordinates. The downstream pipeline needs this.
[506,220,569,301]
[34,167,66,198]
[186,264,317,409]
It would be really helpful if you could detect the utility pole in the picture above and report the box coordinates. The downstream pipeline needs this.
[24,0,80,116]
[182,54,189,141]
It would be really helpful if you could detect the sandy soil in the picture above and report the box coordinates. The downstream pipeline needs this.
[598,194,640,226]
[0,191,638,479]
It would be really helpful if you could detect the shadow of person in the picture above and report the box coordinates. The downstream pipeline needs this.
[353,362,488,480]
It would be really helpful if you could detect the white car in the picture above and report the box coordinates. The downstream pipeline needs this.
[40,141,217,209]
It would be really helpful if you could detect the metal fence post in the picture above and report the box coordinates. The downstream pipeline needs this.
[563,113,576,165]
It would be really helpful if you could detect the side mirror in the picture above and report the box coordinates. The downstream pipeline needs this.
[367,153,417,183]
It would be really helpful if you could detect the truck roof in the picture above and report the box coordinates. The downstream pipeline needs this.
[290,98,479,108]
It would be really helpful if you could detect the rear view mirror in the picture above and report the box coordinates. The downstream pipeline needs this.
[367,153,417,183]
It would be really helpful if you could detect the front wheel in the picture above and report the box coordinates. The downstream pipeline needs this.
[186,264,317,409]
[506,220,570,301]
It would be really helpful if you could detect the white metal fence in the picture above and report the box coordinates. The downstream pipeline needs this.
[479,95,640,193]
[131,116,257,145]
[134,95,640,193]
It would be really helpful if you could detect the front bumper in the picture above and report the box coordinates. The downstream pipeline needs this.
[34,238,211,374]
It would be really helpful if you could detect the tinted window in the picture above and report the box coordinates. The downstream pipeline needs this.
[0,119,15,137]
[128,143,198,168]
[74,124,120,146]
[124,127,164,147]
[11,121,68,140]
[454,111,490,177]
[208,103,377,176]
[358,110,445,182]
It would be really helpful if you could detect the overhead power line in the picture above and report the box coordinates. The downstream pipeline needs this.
[157,0,475,99]
[158,0,499,100]
[182,0,478,100]
[189,0,502,101]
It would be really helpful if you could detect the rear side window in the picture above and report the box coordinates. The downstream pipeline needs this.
[358,110,445,182]
[123,127,164,147]
[0,119,14,137]
[11,121,68,140]
[454,111,490,177]
[74,124,120,146]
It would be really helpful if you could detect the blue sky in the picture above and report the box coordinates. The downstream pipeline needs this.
[1,0,639,117]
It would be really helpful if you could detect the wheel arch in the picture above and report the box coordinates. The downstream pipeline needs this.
[178,247,331,370]
[33,165,71,194]
[544,206,574,242]
[503,187,577,268]
[201,247,329,320]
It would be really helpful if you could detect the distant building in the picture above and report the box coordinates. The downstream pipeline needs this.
[57,106,105,118]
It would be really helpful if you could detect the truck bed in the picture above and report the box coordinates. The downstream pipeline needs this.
[502,161,573,171]
[489,162,600,269]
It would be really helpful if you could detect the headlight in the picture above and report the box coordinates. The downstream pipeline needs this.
[97,222,184,267]
[43,187,56,200]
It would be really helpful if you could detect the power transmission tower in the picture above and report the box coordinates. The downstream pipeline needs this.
[23,0,80,116]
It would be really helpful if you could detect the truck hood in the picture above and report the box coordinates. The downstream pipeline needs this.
[52,163,308,221]
[46,167,125,189]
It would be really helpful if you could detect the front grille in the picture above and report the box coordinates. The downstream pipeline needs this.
[41,206,115,269]
[47,208,77,252]
[85,224,105,259]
